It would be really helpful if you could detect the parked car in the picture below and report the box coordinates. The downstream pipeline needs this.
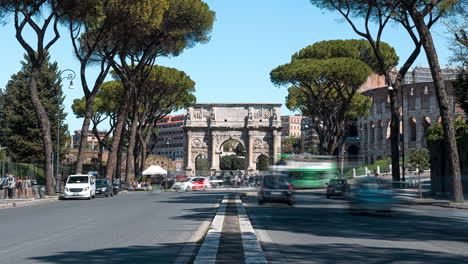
[62,174,96,200]
[326,179,350,199]
[95,179,113,197]
[258,174,295,206]
[347,177,396,214]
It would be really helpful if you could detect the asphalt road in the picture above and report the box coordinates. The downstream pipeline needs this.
[243,190,468,264]
[0,191,225,264]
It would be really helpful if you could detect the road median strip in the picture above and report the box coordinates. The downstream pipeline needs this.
[236,194,268,264]
[193,195,228,264]
[191,194,268,264]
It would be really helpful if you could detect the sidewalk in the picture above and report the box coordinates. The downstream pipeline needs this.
[0,197,58,209]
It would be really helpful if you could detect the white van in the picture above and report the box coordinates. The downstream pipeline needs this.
[62,174,96,200]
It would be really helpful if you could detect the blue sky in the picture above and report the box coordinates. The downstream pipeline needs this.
[0,0,454,132]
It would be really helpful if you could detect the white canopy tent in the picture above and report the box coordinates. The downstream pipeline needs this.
[142,165,167,175]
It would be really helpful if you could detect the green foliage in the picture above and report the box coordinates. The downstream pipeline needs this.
[291,39,399,75]
[256,155,269,171]
[195,156,208,171]
[272,39,379,154]
[426,124,444,144]
[407,149,430,170]
[234,144,245,157]
[453,69,468,115]
[426,119,468,145]
[0,54,68,163]
[281,137,301,154]
[220,155,246,170]
[349,157,392,177]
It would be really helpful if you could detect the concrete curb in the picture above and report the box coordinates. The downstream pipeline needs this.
[193,195,228,264]
[235,195,268,264]
[0,198,58,209]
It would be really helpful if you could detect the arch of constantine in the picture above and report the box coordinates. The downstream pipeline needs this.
[183,103,282,176]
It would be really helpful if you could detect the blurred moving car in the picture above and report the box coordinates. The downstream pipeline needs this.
[258,174,295,206]
[326,179,350,199]
[95,179,113,197]
[347,177,396,214]
[178,177,209,192]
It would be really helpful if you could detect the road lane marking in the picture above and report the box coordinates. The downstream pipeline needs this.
[192,195,228,264]
[236,195,268,264]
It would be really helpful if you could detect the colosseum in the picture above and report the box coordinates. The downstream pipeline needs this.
[357,80,464,165]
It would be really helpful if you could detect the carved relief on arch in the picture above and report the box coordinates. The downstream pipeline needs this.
[252,138,270,152]
[191,138,208,149]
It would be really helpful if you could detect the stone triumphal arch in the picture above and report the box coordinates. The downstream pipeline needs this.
[183,103,282,176]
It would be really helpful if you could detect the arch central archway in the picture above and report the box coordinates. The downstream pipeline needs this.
[219,139,246,170]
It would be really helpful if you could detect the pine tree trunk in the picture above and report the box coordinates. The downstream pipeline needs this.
[389,89,401,182]
[29,67,55,195]
[105,81,132,180]
[125,107,139,183]
[411,11,464,202]
[75,92,98,174]
[116,132,125,181]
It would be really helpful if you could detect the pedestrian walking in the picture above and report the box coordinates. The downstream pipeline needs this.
[24,176,32,198]
[6,174,16,199]
[234,175,239,188]
[16,177,23,198]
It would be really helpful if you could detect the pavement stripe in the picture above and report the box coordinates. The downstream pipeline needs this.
[235,195,268,264]
[193,195,228,264]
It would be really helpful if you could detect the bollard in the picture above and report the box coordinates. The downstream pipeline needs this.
[376,166,380,176]
[39,186,46,199]
[352,168,356,178]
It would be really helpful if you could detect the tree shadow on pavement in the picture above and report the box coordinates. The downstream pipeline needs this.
[245,192,468,244]
[29,243,195,264]
[262,242,467,264]
[158,193,225,204]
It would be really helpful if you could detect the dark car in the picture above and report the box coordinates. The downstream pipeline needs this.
[95,179,113,197]
[258,174,295,206]
[326,179,350,199]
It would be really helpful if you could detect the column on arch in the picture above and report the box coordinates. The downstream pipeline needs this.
[272,129,280,164]
[210,132,219,171]
[186,131,193,170]
[247,131,255,171]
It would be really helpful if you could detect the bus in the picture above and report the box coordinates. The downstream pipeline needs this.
[270,155,337,189]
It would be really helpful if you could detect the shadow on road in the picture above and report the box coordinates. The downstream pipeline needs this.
[158,193,226,204]
[29,243,193,264]
[261,242,467,264]
[245,192,468,243]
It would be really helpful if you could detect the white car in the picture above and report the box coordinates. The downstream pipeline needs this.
[62,174,96,200]
[176,177,210,192]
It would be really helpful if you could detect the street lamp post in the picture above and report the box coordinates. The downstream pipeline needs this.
[57,69,76,193]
